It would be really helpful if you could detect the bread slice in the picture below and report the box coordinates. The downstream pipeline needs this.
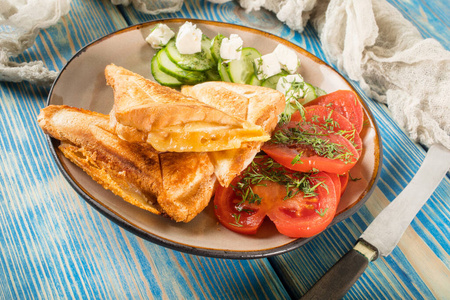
[158,151,217,222]
[37,105,216,222]
[181,82,285,187]
[105,64,270,152]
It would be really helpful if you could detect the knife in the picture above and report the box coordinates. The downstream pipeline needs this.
[301,143,450,300]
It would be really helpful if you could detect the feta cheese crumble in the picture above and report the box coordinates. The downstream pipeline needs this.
[254,52,282,80]
[176,22,203,54]
[276,74,305,100]
[220,34,243,60]
[145,24,175,49]
[273,44,300,74]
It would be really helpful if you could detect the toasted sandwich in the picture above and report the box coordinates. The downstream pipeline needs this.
[105,64,270,152]
[181,82,285,187]
[37,105,216,222]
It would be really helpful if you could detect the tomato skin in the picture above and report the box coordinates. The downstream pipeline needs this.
[325,172,341,201]
[338,173,349,196]
[214,155,338,238]
[305,90,364,133]
[262,122,359,174]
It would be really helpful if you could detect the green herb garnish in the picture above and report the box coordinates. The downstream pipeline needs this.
[315,208,328,217]
[270,124,355,164]
[349,173,361,181]
[230,213,243,227]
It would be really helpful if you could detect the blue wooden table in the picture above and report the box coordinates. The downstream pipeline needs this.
[1,0,449,299]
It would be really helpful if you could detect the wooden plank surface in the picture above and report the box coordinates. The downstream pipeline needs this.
[1,0,449,299]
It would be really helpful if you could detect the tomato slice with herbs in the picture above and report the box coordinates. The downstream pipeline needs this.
[265,171,337,238]
[214,155,338,238]
[262,122,359,174]
[214,176,267,235]
[291,105,362,154]
[305,90,364,133]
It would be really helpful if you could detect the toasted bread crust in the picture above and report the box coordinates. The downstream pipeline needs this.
[159,152,216,222]
[182,81,284,133]
[181,84,249,120]
[181,82,285,186]
[59,142,161,214]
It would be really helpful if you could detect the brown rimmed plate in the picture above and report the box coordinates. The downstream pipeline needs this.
[46,19,382,259]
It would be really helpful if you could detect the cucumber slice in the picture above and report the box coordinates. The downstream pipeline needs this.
[228,47,261,84]
[261,71,289,89]
[302,82,318,104]
[151,53,183,87]
[210,34,225,63]
[157,49,205,84]
[165,37,215,71]
[205,68,221,81]
[218,59,232,82]
[315,86,327,97]
[248,74,262,86]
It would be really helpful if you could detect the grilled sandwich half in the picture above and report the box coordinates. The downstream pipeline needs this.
[105,64,270,153]
[38,105,216,222]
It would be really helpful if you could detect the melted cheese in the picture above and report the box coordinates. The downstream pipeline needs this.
[146,121,269,152]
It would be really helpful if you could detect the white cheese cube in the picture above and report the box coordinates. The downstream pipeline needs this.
[273,44,300,74]
[145,24,175,49]
[220,34,243,60]
[276,74,305,100]
[176,22,202,54]
[254,52,282,80]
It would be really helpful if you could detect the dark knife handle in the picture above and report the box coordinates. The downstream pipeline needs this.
[300,249,370,300]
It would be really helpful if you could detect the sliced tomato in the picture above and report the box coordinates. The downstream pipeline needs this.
[264,172,337,238]
[262,122,359,174]
[325,172,341,201]
[305,90,364,133]
[214,156,338,238]
[214,175,267,235]
[291,105,362,154]
[338,173,349,196]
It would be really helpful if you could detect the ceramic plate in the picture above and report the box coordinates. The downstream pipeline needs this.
[46,19,382,259]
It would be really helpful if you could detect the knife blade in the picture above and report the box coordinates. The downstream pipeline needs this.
[301,143,450,300]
